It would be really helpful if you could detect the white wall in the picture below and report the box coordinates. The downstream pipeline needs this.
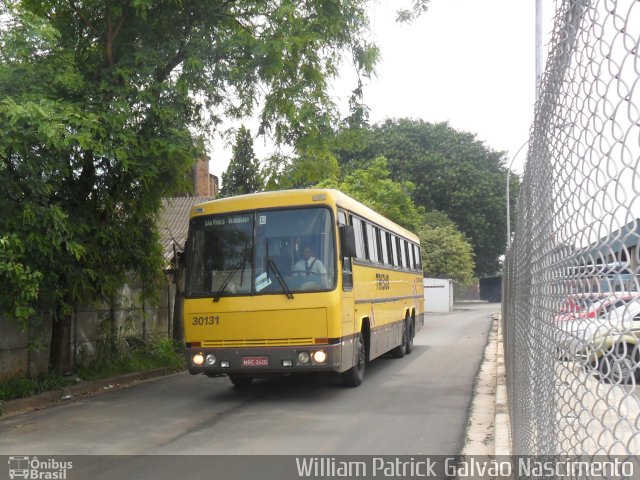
[424,278,454,313]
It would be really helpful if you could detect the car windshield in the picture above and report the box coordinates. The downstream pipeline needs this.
[187,207,336,297]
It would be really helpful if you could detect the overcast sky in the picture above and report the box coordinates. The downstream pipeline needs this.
[209,0,556,180]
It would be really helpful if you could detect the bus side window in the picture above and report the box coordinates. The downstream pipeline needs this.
[351,215,366,260]
[410,242,417,270]
[387,232,395,266]
[379,229,389,265]
[414,244,422,271]
[403,240,411,269]
[396,237,404,268]
[366,223,378,263]
[390,234,399,267]
[339,210,353,291]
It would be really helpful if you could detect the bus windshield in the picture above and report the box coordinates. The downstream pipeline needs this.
[187,207,336,297]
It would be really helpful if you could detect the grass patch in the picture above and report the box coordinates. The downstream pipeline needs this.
[0,372,75,402]
[75,336,185,381]
[0,336,184,403]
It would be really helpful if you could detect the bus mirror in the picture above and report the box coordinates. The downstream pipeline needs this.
[340,225,357,258]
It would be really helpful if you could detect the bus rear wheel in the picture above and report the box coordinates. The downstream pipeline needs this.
[391,319,408,358]
[341,333,366,387]
[406,318,414,355]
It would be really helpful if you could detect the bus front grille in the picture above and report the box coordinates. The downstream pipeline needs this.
[202,337,314,347]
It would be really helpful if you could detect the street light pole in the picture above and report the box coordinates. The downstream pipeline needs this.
[536,0,542,100]
[507,1,541,247]
[506,141,529,249]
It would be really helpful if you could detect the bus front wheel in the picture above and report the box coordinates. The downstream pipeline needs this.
[341,333,366,387]
[229,375,254,388]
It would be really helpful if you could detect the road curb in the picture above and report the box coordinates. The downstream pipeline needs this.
[494,313,512,456]
[460,313,498,455]
[1,367,182,419]
[460,311,512,456]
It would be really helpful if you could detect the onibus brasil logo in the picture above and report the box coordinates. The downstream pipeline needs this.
[8,456,73,480]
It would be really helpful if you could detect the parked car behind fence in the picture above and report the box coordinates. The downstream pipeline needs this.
[556,293,640,384]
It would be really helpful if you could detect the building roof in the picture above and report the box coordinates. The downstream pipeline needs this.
[159,197,215,264]
[582,218,640,263]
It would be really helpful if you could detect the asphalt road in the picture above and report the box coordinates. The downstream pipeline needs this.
[0,302,496,479]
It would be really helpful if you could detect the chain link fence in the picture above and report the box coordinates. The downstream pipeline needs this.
[503,0,640,458]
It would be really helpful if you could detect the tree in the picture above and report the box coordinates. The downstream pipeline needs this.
[418,225,475,285]
[317,157,425,231]
[423,210,459,230]
[0,235,42,325]
[219,126,262,197]
[315,156,476,282]
[0,0,379,373]
[333,119,520,276]
[263,150,341,191]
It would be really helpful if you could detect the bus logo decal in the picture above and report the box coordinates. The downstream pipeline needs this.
[376,273,390,291]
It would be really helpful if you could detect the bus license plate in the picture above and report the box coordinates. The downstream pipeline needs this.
[242,356,268,367]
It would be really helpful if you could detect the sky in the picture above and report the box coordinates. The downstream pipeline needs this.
[208,0,557,180]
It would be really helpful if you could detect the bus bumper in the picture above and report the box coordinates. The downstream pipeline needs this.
[185,343,343,376]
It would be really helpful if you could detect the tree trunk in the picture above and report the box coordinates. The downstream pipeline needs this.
[172,250,185,344]
[49,307,73,375]
[172,290,184,344]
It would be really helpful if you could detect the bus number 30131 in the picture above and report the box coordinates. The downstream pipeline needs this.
[192,316,220,326]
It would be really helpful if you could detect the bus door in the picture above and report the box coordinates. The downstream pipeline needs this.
[338,210,356,363]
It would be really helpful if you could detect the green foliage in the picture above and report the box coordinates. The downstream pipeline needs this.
[396,0,431,23]
[423,211,456,229]
[0,235,42,328]
[334,119,520,276]
[0,0,378,371]
[317,156,425,231]
[266,150,341,190]
[74,312,184,379]
[262,153,291,191]
[418,225,475,285]
[75,336,184,381]
[220,126,263,197]
[147,338,185,368]
[0,372,71,402]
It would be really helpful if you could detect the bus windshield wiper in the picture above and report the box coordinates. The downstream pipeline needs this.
[213,261,245,302]
[267,258,294,300]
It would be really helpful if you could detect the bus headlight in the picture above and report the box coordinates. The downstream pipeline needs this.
[297,351,310,364]
[312,350,327,364]
[205,354,217,366]
[192,353,205,366]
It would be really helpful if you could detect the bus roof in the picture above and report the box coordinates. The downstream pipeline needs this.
[190,189,419,242]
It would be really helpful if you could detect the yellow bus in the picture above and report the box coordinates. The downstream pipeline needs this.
[183,189,424,387]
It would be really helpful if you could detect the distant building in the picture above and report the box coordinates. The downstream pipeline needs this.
[158,196,215,266]
[565,218,640,293]
[160,149,218,263]
[193,153,219,197]
[585,218,640,271]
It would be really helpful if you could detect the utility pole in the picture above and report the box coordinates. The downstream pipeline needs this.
[536,0,543,100]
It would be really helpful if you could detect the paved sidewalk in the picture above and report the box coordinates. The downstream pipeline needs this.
[461,313,511,456]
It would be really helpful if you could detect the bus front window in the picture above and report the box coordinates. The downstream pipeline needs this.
[187,207,335,297]
[187,214,254,296]
[255,207,335,293]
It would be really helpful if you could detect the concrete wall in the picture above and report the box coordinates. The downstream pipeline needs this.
[0,282,176,381]
[424,278,454,313]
